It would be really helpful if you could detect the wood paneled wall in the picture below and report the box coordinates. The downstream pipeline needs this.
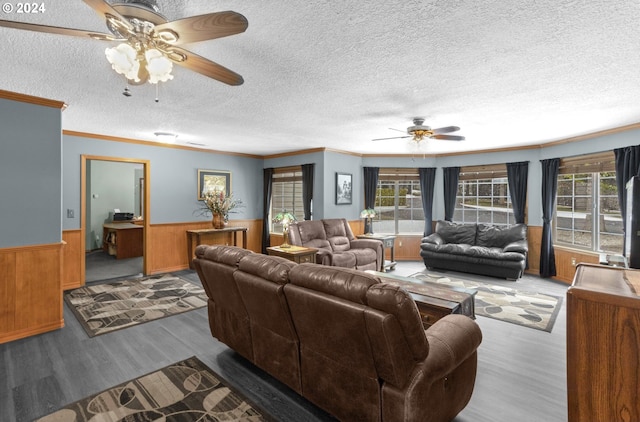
[61,220,264,283]
[62,230,82,290]
[553,247,600,283]
[0,242,64,344]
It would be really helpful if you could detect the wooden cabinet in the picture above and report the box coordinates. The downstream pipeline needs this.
[567,263,640,422]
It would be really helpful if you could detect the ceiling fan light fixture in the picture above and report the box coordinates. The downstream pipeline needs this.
[145,48,174,83]
[105,43,141,82]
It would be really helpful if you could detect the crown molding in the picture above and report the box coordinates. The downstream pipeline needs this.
[0,89,67,110]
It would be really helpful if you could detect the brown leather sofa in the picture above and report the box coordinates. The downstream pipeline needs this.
[288,218,383,271]
[193,244,482,422]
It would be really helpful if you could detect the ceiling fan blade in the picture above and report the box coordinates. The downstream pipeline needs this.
[372,136,412,141]
[432,126,460,134]
[154,11,248,45]
[0,19,119,40]
[83,0,134,31]
[166,46,243,85]
[388,127,407,133]
[432,134,465,141]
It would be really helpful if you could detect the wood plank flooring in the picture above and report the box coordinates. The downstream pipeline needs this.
[0,262,569,422]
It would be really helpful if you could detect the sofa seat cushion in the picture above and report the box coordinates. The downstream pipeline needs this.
[349,248,377,266]
[467,246,525,261]
[332,251,357,268]
[435,243,472,256]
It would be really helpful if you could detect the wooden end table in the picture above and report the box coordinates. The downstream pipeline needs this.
[266,245,318,264]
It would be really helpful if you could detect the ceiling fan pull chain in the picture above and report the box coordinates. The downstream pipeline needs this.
[155,83,159,103]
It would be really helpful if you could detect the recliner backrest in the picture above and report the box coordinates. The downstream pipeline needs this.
[234,253,302,393]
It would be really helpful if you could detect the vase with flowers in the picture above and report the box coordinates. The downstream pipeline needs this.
[198,189,244,229]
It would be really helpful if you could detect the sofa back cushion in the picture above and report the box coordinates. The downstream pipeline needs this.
[323,218,353,252]
[435,220,477,245]
[284,264,383,421]
[476,223,527,248]
[234,253,301,393]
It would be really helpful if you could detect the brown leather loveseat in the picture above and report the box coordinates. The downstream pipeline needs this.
[193,244,482,422]
[288,218,383,271]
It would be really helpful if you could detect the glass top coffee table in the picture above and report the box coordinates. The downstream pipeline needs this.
[367,271,476,328]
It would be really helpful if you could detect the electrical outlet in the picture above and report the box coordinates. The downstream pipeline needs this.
[67,209,74,218]
[399,241,403,247]
[571,257,577,266]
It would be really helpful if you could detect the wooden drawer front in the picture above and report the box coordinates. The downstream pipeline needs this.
[296,253,315,263]
[415,302,459,328]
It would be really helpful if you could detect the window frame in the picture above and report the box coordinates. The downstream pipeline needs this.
[372,168,424,235]
[270,166,305,232]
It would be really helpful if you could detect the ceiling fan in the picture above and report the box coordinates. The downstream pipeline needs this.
[0,0,248,86]
[372,118,465,143]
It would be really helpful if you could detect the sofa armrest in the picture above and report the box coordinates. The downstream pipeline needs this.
[421,233,444,246]
[315,249,333,266]
[350,238,383,251]
[424,314,482,379]
[503,239,528,254]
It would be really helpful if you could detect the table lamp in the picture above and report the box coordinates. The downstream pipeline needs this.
[273,211,297,248]
[360,208,377,235]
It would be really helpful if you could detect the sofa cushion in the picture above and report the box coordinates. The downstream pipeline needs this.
[435,220,477,245]
[238,253,296,284]
[323,218,348,238]
[329,236,351,252]
[349,248,377,266]
[476,223,527,248]
[437,243,473,256]
[305,238,332,251]
[332,251,357,268]
[298,220,327,243]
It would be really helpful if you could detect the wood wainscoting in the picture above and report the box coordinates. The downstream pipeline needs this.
[61,220,264,283]
[147,219,263,275]
[62,229,82,290]
[0,242,64,344]
[553,247,600,283]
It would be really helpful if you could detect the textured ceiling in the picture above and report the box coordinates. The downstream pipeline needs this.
[1,0,640,156]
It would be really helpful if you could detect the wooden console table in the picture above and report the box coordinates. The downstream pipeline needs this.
[186,227,248,269]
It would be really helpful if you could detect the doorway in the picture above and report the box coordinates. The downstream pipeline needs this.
[81,155,150,283]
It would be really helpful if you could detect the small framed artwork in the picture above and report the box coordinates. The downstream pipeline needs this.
[335,172,352,205]
[198,169,231,200]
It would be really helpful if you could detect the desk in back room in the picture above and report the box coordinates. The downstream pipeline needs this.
[103,223,143,259]
[186,227,248,269]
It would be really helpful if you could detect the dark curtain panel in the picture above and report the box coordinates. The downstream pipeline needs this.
[363,167,379,234]
[443,167,460,222]
[614,146,640,255]
[301,163,315,220]
[261,167,274,254]
[540,158,559,278]
[419,168,437,236]
[506,161,529,224]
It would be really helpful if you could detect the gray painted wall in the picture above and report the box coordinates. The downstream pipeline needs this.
[0,98,61,248]
[62,134,263,230]
[86,160,142,249]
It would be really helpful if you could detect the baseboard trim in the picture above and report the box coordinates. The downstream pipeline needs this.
[0,319,64,345]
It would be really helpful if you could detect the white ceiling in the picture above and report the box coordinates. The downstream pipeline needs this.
[1,0,640,156]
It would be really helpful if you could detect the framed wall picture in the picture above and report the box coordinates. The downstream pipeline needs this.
[198,169,231,200]
[335,172,352,205]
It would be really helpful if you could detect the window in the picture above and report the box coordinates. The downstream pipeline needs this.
[372,168,424,234]
[453,164,514,226]
[554,152,622,254]
[270,167,304,232]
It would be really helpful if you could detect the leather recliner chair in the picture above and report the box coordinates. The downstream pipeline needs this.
[288,218,383,271]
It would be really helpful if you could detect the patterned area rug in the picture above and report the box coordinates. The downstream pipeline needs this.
[409,272,562,332]
[36,356,272,421]
[65,274,207,337]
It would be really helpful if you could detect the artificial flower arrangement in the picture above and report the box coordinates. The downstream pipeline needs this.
[198,189,243,220]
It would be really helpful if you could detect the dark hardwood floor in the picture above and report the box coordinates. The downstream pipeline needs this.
[0,261,569,422]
